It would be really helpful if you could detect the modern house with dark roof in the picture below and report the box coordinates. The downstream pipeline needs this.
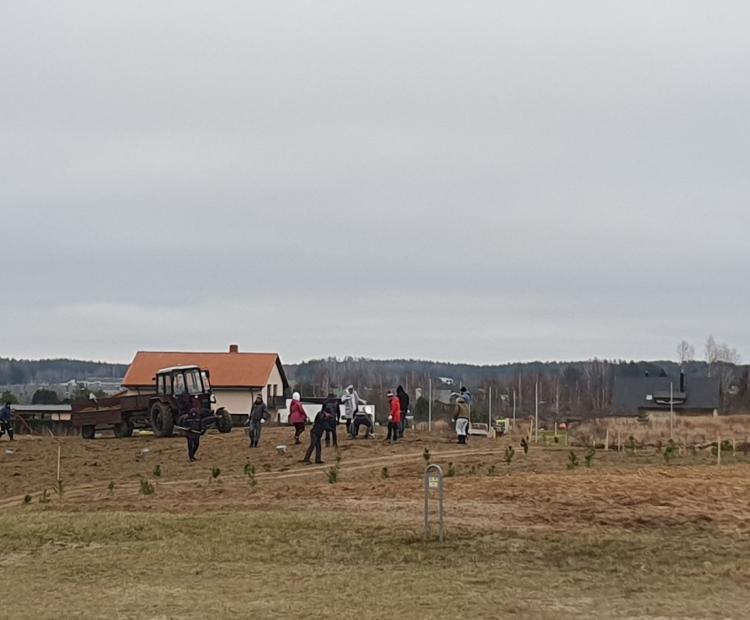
[122,344,288,415]
[612,372,720,417]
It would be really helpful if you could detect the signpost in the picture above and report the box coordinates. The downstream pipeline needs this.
[424,464,445,543]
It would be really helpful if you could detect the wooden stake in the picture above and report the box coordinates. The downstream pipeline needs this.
[717,433,721,466]
[56,445,62,482]
[605,429,609,451]
[732,438,736,457]
[617,429,622,453]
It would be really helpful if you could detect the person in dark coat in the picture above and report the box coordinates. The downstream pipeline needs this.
[0,402,14,441]
[301,406,333,464]
[182,407,205,462]
[396,385,410,439]
[322,393,339,448]
[247,395,269,448]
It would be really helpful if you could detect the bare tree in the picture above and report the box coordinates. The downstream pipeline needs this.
[676,340,695,365]
[705,335,741,376]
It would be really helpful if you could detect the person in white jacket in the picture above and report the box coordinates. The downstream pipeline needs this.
[341,385,371,438]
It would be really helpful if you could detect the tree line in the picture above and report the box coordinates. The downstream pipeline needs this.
[0,358,128,386]
[288,338,748,421]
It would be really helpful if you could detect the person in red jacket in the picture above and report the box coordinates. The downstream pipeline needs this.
[288,392,309,444]
[385,390,401,443]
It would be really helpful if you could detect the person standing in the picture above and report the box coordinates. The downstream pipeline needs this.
[302,406,333,464]
[322,393,340,448]
[0,402,14,441]
[182,407,204,462]
[452,396,471,444]
[340,385,364,437]
[289,392,308,444]
[396,385,410,439]
[385,391,401,443]
[247,395,269,448]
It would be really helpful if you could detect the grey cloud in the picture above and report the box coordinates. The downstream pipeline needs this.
[1,1,749,363]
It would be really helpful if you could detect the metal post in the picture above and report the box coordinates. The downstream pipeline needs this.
[536,379,540,442]
[424,464,445,543]
[428,378,432,433]
[669,381,674,441]
[488,386,492,429]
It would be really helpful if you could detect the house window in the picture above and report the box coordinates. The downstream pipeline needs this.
[273,384,278,397]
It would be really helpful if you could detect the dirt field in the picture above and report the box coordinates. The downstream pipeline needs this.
[1,423,750,619]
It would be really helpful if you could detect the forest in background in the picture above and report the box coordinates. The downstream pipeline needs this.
[0,358,127,386]
[288,352,749,422]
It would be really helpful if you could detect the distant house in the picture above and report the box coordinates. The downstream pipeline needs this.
[122,344,288,415]
[612,372,720,417]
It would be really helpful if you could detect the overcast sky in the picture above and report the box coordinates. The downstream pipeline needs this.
[1,1,749,365]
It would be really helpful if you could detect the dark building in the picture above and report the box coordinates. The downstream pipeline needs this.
[612,371,720,417]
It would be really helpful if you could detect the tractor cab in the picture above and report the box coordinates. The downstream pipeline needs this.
[149,366,231,437]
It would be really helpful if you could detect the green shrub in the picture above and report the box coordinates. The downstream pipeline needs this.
[504,446,515,466]
[423,448,431,463]
[211,467,221,480]
[520,438,529,454]
[446,462,456,477]
[23,494,32,505]
[107,481,115,495]
[381,466,389,479]
[153,464,162,478]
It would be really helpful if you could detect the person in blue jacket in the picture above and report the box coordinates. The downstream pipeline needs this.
[0,402,14,441]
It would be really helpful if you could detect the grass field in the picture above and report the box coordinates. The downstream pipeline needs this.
[1,423,749,619]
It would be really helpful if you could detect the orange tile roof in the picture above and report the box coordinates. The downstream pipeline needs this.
[122,351,286,389]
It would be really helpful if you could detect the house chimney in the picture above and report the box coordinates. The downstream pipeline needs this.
[229,344,239,353]
[680,370,685,393]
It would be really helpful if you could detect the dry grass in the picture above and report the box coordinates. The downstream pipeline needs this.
[569,415,750,450]
[2,509,750,619]
[2,428,750,618]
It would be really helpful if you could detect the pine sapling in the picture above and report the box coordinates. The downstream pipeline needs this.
[567,451,579,470]
[140,478,155,496]
[584,448,595,468]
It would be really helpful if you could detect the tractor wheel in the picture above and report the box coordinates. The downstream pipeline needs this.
[112,420,134,438]
[216,408,233,433]
[150,402,175,437]
[81,425,96,440]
